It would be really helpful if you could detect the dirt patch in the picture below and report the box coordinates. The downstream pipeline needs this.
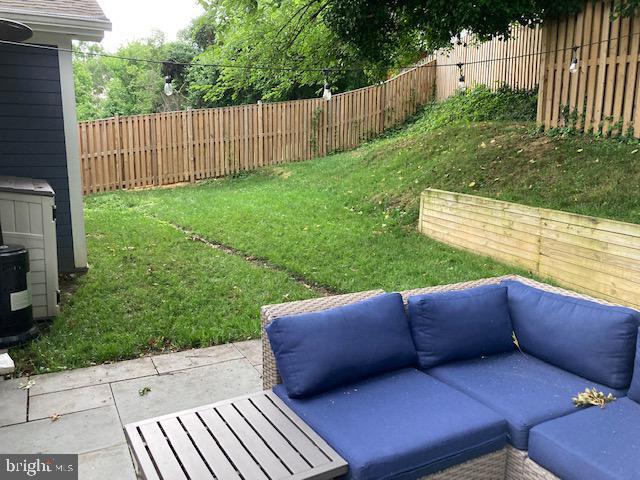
[163,221,340,297]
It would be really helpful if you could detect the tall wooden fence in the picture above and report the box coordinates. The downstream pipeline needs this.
[78,63,436,194]
[537,0,640,136]
[427,24,543,99]
[419,188,640,309]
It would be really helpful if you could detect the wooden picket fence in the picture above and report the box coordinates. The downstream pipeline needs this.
[429,24,543,99]
[537,0,640,136]
[78,63,436,194]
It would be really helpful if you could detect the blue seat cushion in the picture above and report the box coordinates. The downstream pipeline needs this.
[529,398,640,480]
[407,285,514,369]
[427,352,627,450]
[266,293,417,398]
[627,328,640,403]
[503,280,639,390]
[274,368,507,480]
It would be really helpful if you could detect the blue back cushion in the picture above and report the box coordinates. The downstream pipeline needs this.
[504,280,640,389]
[628,328,640,403]
[407,285,514,369]
[266,293,416,398]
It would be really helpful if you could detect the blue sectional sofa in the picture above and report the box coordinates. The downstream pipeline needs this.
[262,276,640,480]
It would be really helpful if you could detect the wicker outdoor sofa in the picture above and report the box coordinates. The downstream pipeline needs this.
[260,274,640,480]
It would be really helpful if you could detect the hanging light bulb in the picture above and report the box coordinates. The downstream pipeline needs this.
[323,82,332,101]
[457,63,466,91]
[322,68,332,101]
[164,75,174,96]
[569,46,579,74]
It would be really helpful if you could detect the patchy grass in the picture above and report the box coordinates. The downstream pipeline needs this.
[12,87,640,373]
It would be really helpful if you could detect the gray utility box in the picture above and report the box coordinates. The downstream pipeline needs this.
[0,176,59,319]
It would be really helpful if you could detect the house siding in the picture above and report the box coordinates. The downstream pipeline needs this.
[0,43,75,271]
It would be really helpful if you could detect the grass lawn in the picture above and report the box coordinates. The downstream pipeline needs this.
[11,202,316,373]
[12,90,640,374]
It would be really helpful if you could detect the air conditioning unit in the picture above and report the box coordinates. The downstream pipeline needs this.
[0,176,59,319]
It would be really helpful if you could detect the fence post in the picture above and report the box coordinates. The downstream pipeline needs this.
[326,98,333,153]
[257,100,264,166]
[380,82,386,132]
[114,115,124,189]
[149,115,158,186]
[186,108,195,182]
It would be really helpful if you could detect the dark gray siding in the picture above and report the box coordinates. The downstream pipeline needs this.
[0,43,75,271]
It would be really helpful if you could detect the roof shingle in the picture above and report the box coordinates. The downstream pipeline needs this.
[0,0,109,22]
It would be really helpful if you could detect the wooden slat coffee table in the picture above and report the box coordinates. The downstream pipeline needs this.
[125,390,348,480]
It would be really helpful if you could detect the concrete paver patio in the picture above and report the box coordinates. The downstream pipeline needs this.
[0,340,263,479]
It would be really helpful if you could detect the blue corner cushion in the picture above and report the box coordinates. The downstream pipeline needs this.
[274,369,507,480]
[529,398,640,480]
[628,328,640,403]
[427,352,627,450]
[407,285,514,369]
[503,280,639,389]
[266,293,417,398]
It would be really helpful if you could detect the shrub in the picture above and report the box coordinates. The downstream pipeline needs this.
[410,84,537,133]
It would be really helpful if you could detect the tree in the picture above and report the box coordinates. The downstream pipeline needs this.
[73,43,111,121]
[321,0,640,65]
[73,34,198,120]
[184,0,378,107]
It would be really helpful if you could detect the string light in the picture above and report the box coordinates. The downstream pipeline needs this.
[0,29,638,85]
[322,68,332,101]
[457,63,466,91]
[164,76,174,96]
[569,46,579,74]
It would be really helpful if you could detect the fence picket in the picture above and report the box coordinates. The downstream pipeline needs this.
[78,61,435,193]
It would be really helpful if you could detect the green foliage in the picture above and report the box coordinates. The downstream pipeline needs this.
[323,0,640,66]
[74,0,386,118]
[73,43,111,121]
[73,34,197,120]
[99,33,197,117]
[408,85,537,134]
[324,0,577,64]
[185,0,376,107]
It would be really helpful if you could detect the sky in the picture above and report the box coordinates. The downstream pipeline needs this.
[98,0,204,52]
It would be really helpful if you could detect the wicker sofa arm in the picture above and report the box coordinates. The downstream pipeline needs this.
[260,290,385,390]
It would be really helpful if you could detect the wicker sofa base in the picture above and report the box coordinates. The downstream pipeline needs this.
[423,448,506,479]
[260,275,621,480]
[323,447,559,479]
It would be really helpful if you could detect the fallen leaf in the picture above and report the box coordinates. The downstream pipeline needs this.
[512,332,526,357]
[50,413,61,422]
[573,388,615,409]
[631,149,638,154]
[139,387,152,397]
[468,181,476,188]
[577,148,584,153]
[18,380,35,390]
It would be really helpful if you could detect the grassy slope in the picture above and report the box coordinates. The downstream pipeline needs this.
[13,89,640,373]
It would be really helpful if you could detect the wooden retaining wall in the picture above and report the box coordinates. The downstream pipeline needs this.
[419,188,640,308]
[78,63,436,194]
